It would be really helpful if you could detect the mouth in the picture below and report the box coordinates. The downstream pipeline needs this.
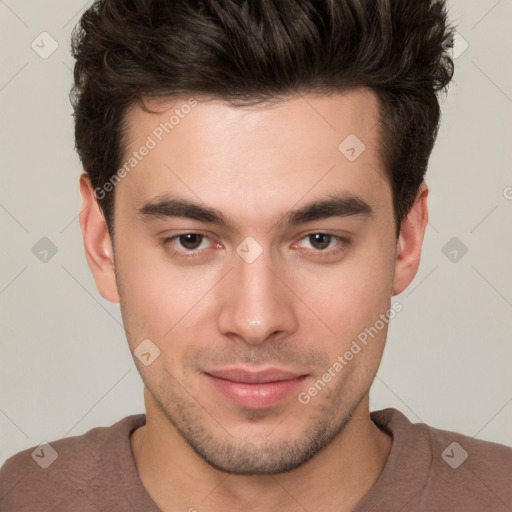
[203,367,309,409]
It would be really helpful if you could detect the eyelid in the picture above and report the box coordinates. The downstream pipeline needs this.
[162,231,218,255]
[293,233,349,250]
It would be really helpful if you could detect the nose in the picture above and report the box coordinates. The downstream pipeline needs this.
[217,247,298,346]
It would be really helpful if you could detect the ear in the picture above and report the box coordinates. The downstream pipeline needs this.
[79,173,120,303]
[392,183,429,295]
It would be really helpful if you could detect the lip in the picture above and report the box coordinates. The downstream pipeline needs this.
[203,367,309,409]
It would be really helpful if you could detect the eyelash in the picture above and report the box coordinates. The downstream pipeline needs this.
[161,232,350,260]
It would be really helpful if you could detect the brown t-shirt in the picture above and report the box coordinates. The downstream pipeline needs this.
[1,408,511,511]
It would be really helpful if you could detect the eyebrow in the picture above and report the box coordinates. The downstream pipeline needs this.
[138,193,372,231]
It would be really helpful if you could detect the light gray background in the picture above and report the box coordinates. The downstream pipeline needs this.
[1,0,511,465]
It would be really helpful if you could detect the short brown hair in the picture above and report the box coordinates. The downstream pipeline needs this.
[71,0,455,236]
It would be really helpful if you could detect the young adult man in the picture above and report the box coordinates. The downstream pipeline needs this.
[1,1,511,511]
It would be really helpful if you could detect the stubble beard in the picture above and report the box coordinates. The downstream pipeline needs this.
[143,368,364,475]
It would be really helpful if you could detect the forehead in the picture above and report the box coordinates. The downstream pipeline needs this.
[116,89,389,224]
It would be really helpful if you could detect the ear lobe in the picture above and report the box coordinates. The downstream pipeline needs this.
[392,183,429,296]
[79,173,120,303]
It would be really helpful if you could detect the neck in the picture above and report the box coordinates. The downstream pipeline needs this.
[131,390,392,512]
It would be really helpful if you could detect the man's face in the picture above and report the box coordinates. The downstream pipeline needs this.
[112,89,398,474]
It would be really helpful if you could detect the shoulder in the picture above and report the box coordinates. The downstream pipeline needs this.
[0,414,145,512]
[373,407,512,465]
[371,408,512,510]
[426,421,512,509]
[427,419,512,479]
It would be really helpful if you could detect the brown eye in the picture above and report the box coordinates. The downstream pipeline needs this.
[161,232,217,259]
[178,233,204,250]
[293,233,350,260]
[308,233,333,250]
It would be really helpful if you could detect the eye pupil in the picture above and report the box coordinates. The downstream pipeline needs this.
[309,233,331,250]
[179,234,202,250]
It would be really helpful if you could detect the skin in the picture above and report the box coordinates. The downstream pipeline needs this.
[79,88,428,512]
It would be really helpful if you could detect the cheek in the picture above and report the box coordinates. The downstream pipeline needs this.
[115,236,222,346]
[303,242,395,345]
[299,252,395,405]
